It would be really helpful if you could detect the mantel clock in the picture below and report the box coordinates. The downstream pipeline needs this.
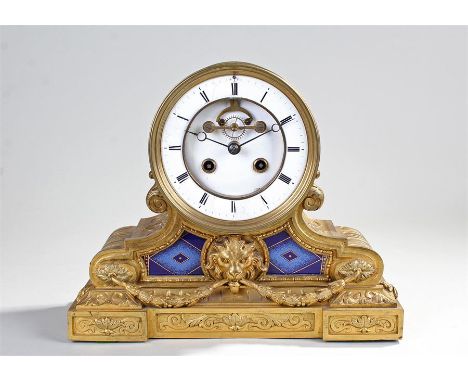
[68,62,403,342]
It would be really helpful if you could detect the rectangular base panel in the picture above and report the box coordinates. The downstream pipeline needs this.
[68,303,403,342]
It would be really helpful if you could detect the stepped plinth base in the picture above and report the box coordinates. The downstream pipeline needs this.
[68,282,403,342]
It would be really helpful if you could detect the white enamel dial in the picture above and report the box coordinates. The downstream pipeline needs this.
[160,74,308,221]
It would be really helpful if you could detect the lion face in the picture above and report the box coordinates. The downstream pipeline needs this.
[204,235,267,292]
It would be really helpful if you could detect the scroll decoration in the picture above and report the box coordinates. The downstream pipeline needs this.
[110,235,375,308]
[239,257,375,307]
[112,278,227,308]
[241,273,357,307]
[94,263,138,286]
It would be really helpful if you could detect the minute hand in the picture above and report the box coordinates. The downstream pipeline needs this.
[239,129,272,147]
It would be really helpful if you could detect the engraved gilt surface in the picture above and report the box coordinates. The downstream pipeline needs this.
[102,226,135,250]
[95,263,136,285]
[73,315,144,337]
[112,278,228,308]
[328,314,398,335]
[157,312,314,332]
[338,259,375,281]
[331,290,396,306]
[337,226,372,250]
[75,288,141,309]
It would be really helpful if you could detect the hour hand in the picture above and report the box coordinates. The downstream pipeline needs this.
[187,130,228,147]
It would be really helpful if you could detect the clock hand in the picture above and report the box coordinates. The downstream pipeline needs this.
[238,128,273,147]
[187,131,228,148]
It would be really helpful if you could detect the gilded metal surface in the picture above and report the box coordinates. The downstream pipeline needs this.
[203,235,267,293]
[331,289,397,307]
[338,259,375,282]
[146,183,167,213]
[329,315,397,334]
[215,98,254,125]
[95,263,136,286]
[159,313,313,332]
[75,286,141,310]
[240,259,365,307]
[303,185,324,211]
[381,278,399,299]
[323,305,403,341]
[112,278,227,308]
[69,62,403,342]
[336,226,372,250]
[69,209,403,341]
[75,316,142,336]
[148,307,322,338]
[69,311,148,342]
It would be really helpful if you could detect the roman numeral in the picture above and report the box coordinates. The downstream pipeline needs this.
[287,146,300,152]
[199,90,209,103]
[177,115,189,121]
[168,145,181,150]
[231,82,238,95]
[278,173,292,184]
[199,192,208,205]
[176,172,189,183]
[231,201,236,213]
[260,91,268,103]
[280,115,293,126]
[261,195,268,205]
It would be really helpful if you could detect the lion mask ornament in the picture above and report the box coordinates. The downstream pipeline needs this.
[204,235,268,293]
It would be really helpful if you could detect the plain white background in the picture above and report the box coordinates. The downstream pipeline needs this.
[1,26,467,356]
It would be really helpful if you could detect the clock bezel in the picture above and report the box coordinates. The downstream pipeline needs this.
[149,61,320,234]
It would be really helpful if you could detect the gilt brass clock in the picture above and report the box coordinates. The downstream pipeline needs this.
[68,62,403,342]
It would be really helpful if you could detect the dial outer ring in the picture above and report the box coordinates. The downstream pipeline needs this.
[149,61,320,235]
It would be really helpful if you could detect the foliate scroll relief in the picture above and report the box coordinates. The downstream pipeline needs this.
[338,259,375,282]
[112,278,227,308]
[332,290,396,306]
[158,313,314,332]
[95,263,137,286]
[241,278,347,307]
[328,314,398,335]
[73,315,143,337]
[380,278,398,299]
[76,288,141,308]
[240,257,369,307]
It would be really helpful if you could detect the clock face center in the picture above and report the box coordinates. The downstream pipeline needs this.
[182,97,286,200]
[227,141,241,155]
